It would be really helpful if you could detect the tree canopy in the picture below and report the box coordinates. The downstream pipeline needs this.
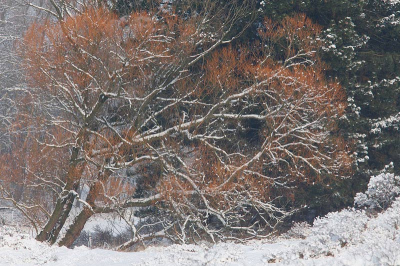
[0,0,399,249]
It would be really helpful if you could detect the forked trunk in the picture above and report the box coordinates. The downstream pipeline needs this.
[36,148,83,243]
[36,180,80,244]
[58,170,111,247]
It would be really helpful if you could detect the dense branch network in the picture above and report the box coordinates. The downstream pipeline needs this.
[0,2,351,247]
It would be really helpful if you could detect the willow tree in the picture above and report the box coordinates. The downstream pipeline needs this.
[2,0,351,247]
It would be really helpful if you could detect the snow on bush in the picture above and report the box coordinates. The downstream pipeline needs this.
[366,198,400,243]
[310,208,369,247]
[341,197,400,266]
[0,226,35,249]
[284,222,311,239]
[276,172,400,263]
[270,199,400,264]
[354,172,400,209]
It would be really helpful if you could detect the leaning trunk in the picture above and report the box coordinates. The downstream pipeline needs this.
[58,170,111,247]
[58,206,94,247]
[36,180,80,243]
[36,148,83,243]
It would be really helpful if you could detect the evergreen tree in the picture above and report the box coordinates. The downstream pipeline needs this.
[258,0,400,216]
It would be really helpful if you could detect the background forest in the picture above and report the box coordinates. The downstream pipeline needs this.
[0,0,399,250]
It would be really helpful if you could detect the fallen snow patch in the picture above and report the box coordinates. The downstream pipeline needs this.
[2,173,400,265]
[2,197,400,266]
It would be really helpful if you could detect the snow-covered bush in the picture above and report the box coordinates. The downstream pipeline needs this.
[311,209,369,247]
[283,222,311,239]
[354,172,400,209]
[367,198,400,242]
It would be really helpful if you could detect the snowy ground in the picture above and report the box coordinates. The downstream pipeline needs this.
[1,198,400,266]
[1,173,400,266]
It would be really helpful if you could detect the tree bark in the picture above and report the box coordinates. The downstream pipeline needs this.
[36,147,83,243]
[58,169,111,247]
[58,204,94,247]
[58,183,162,247]
[36,181,80,243]
[36,95,108,244]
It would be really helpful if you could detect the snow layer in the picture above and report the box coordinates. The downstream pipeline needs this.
[2,196,400,266]
[2,175,400,266]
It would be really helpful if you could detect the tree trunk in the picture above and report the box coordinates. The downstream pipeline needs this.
[36,147,83,243]
[58,205,94,247]
[58,169,111,247]
[35,180,80,243]
[58,173,162,247]
[36,98,108,244]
